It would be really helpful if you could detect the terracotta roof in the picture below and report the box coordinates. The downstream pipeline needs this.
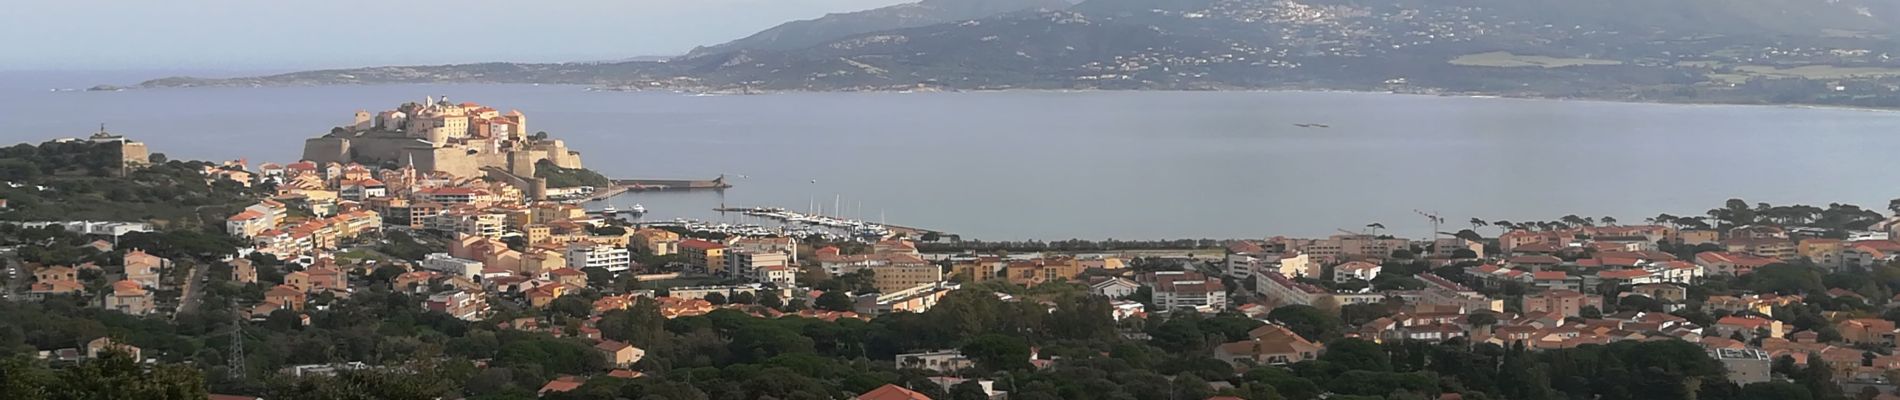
[1717,316,1774,330]
[538,376,586,394]
[226,210,265,221]
[858,384,933,400]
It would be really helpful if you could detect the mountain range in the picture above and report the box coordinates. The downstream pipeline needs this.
[133,0,1900,106]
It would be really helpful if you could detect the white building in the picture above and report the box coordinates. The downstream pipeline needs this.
[1149,272,1228,313]
[727,250,791,279]
[565,243,632,272]
[421,253,484,278]
[756,265,797,288]
[896,350,975,374]
[1090,277,1140,299]
[1334,261,1381,283]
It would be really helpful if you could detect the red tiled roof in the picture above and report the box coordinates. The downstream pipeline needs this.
[858,384,932,400]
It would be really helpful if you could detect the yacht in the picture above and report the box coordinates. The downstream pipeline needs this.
[629,204,647,215]
[601,205,618,217]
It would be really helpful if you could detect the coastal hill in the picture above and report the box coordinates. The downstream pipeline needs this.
[679,0,1075,58]
[135,0,1900,106]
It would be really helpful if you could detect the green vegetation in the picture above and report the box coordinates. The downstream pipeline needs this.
[0,351,207,400]
[0,140,258,229]
[1449,52,1624,68]
[534,160,610,189]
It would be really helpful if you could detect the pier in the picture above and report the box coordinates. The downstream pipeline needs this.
[565,175,731,203]
[714,207,951,239]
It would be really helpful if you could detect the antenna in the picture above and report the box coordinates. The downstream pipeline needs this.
[228,298,245,380]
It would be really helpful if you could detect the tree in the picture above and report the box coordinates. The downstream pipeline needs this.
[550,296,592,318]
[759,291,784,310]
[949,380,991,400]
[2,350,209,400]
[1321,338,1392,372]
[729,291,756,305]
[961,334,1032,372]
[1741,381,1813,400]
[1267,305,1342,341]
[815,291,854,312]
[1468,311,1499,327]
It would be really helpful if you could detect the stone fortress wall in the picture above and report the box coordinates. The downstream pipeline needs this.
[301,97,584,179]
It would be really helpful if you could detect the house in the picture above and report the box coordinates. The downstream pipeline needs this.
[1214,325,1324,367]
[304,266,347,293]
[1722,238,1798,261]
[1522,290,1601,318]
[1143,271,1228,312]
[1090,277,1140,299]
[122,249,166,288]
[424,290,488,321]
[231,259,257,284]
[1505,255,1563,271]
[84,337,140,362]
[103,280,154,316]
[858,384,933,400]
[527,284,572,308]
[28,265,83,297]
[594,340,645,367]
[1333,261,1381,283]
[565,243,632,272]
[262,284,307,312]
[1695,252,1778,276]
[1531,271,1582,292]
[1630,283,1688,303]
[538,375,587,395]
[391,271,435,293]
[1713,316,1783,341]
[896,350,976,373]
[548,267,588,288]
[679,239,727,274]
[1838,318,1898,346]
[756,265,798,288]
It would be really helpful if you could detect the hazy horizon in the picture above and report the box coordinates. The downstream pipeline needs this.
[1,0,911,71]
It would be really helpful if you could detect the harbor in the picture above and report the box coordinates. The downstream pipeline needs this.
[560,175,732,203]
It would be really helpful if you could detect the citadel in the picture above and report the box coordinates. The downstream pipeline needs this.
[302,97,583,179]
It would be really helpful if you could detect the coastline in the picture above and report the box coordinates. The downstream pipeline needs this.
[89,77,1900,115]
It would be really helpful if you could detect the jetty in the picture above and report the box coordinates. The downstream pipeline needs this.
[713,206,951,239]
[614,175,732,191]
[567,175,731,203]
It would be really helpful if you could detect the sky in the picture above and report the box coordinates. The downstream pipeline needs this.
[1,0,910,72]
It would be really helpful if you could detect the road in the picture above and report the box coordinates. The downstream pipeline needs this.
[2,256,22,300]
[172,261,211,318]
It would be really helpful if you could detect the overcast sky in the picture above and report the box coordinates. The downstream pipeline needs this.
[2,0,910,71]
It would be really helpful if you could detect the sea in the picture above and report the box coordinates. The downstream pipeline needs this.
[2,70,1897,240]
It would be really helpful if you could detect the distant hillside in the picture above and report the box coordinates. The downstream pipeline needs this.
[680,0,1074,58]
[135,0,1900,107]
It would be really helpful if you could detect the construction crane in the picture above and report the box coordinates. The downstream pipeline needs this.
[1414,209,1445,240]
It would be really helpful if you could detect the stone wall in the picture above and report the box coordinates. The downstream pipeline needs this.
[302,131,584,179]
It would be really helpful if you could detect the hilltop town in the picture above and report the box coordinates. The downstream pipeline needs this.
[4,103,1900,400]
[302,97,585,199]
